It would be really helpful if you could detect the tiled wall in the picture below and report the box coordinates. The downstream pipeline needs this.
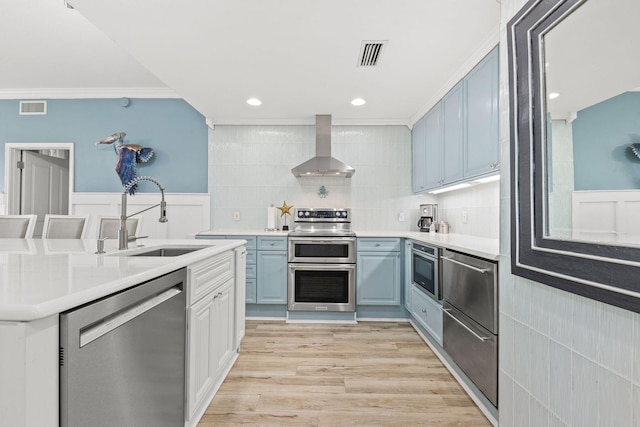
[208,125,434,231]
[433,181,500,239]
[499,1,640,426]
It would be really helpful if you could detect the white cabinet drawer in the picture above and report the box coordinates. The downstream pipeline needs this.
[189,251,234,304]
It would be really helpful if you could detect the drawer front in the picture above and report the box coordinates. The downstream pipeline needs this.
[411,286,443,345]
[357,238,401,252]
[246,264,257,279]
[246,278,257,304]
[257,236,287,251]
[226,235,257,249]
[189,251,234,304]
[443,303,497,406]
[246,249,256,265]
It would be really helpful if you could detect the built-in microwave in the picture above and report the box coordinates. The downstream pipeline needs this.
[412,242,442,301]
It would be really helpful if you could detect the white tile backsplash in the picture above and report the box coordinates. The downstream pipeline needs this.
[208,124,496,235]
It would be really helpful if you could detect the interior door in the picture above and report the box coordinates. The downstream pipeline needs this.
[20,151,69,236]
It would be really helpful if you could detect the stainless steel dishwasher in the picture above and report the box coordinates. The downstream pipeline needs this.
[441,249,498,407]
[60,268,187,427]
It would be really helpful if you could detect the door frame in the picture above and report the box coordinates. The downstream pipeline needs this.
[4,142,74,215]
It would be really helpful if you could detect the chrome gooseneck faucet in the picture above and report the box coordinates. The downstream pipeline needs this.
[120,176,168,250]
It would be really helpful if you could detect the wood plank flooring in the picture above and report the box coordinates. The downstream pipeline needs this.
[199,321,491,426]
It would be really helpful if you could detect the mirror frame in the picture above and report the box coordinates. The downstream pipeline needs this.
[508,0,640,313]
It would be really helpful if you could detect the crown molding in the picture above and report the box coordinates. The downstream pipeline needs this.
[208,118,411,127]
[0,87,179,100]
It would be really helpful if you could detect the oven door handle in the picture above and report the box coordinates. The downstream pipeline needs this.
[441,256,489,274]
[442,308,490,342]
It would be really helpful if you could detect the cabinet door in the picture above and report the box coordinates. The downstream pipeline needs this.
[464,47,499,178]
[257,251,288,304]
[234,248,246,350]
[424,104,443,190]
[357,251,401,305]
[442,82,464,184]
[412,116,427,193]
[187,293,216,419]
[404,241,412,311]
[214,280,234,374]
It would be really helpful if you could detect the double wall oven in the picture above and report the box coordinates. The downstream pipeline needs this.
[288,208,356,312]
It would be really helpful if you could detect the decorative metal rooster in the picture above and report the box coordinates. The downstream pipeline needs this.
[631,143,640,160]
[96,132,154,195]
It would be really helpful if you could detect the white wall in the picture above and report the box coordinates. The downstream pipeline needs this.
[208,125,433,231]
[499,1,640,426]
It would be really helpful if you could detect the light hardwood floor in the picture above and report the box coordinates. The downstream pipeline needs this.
[199,321,491,426]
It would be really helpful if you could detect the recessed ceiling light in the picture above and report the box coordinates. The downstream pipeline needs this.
[351,98,366,106]
[548,92,560,100]
[246,98,262,106]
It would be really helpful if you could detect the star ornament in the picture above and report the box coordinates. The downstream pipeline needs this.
[277,201,293,217]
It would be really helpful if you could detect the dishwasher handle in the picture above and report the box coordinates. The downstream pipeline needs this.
[80,286,181,347]
[441,256,489,274]
[443,308,490,342]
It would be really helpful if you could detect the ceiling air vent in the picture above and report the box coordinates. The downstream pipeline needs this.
[19,100,47,115]
[357,40,387,67]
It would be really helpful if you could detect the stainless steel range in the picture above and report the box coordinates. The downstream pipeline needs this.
[288,208,356,312]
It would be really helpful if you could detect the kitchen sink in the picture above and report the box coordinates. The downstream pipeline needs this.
[121,246,210,257]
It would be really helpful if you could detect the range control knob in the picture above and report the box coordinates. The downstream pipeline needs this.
[305,211,310,217]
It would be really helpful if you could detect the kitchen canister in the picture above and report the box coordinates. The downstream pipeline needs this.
[439,221,450,234]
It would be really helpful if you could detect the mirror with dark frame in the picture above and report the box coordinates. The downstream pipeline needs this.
[508,0,640,314]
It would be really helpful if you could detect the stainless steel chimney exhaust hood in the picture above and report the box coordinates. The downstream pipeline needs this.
[291,115,355,178]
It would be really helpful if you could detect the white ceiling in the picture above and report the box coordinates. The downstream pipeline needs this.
[1,0,501,126]
[545,0,640,120]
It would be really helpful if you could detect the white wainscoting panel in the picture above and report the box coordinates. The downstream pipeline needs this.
[70,193,210,239]
[572,190,640,245]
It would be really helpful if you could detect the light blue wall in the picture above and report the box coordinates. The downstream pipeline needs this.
[0,98,207,193]
[573,91,640,190]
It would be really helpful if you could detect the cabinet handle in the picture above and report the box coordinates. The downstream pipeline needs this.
[421,308,427,313]
[441,256,489,273]
[443,308,490,342]
[375,243,380,247]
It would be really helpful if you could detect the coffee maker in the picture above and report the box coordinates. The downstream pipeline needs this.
[417,204,437,232]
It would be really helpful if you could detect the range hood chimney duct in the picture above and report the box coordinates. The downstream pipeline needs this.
[291,115,355,178]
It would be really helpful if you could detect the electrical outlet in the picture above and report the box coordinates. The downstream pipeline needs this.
[398,212,405,222]
[462,210,468,224]
[233,211,240,221]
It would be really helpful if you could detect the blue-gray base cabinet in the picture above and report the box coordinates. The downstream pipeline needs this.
[356,238,401,306]
[195,235,287,309]
[256,236,287,304]
[410,284,443,346]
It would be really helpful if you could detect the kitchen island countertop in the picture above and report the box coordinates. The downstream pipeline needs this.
[0,238,246,322]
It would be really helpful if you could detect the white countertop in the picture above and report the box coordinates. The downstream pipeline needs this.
[356,231,500,260]
[197,230,290,237]
[197,230,499,260]
[0,238,246,322]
